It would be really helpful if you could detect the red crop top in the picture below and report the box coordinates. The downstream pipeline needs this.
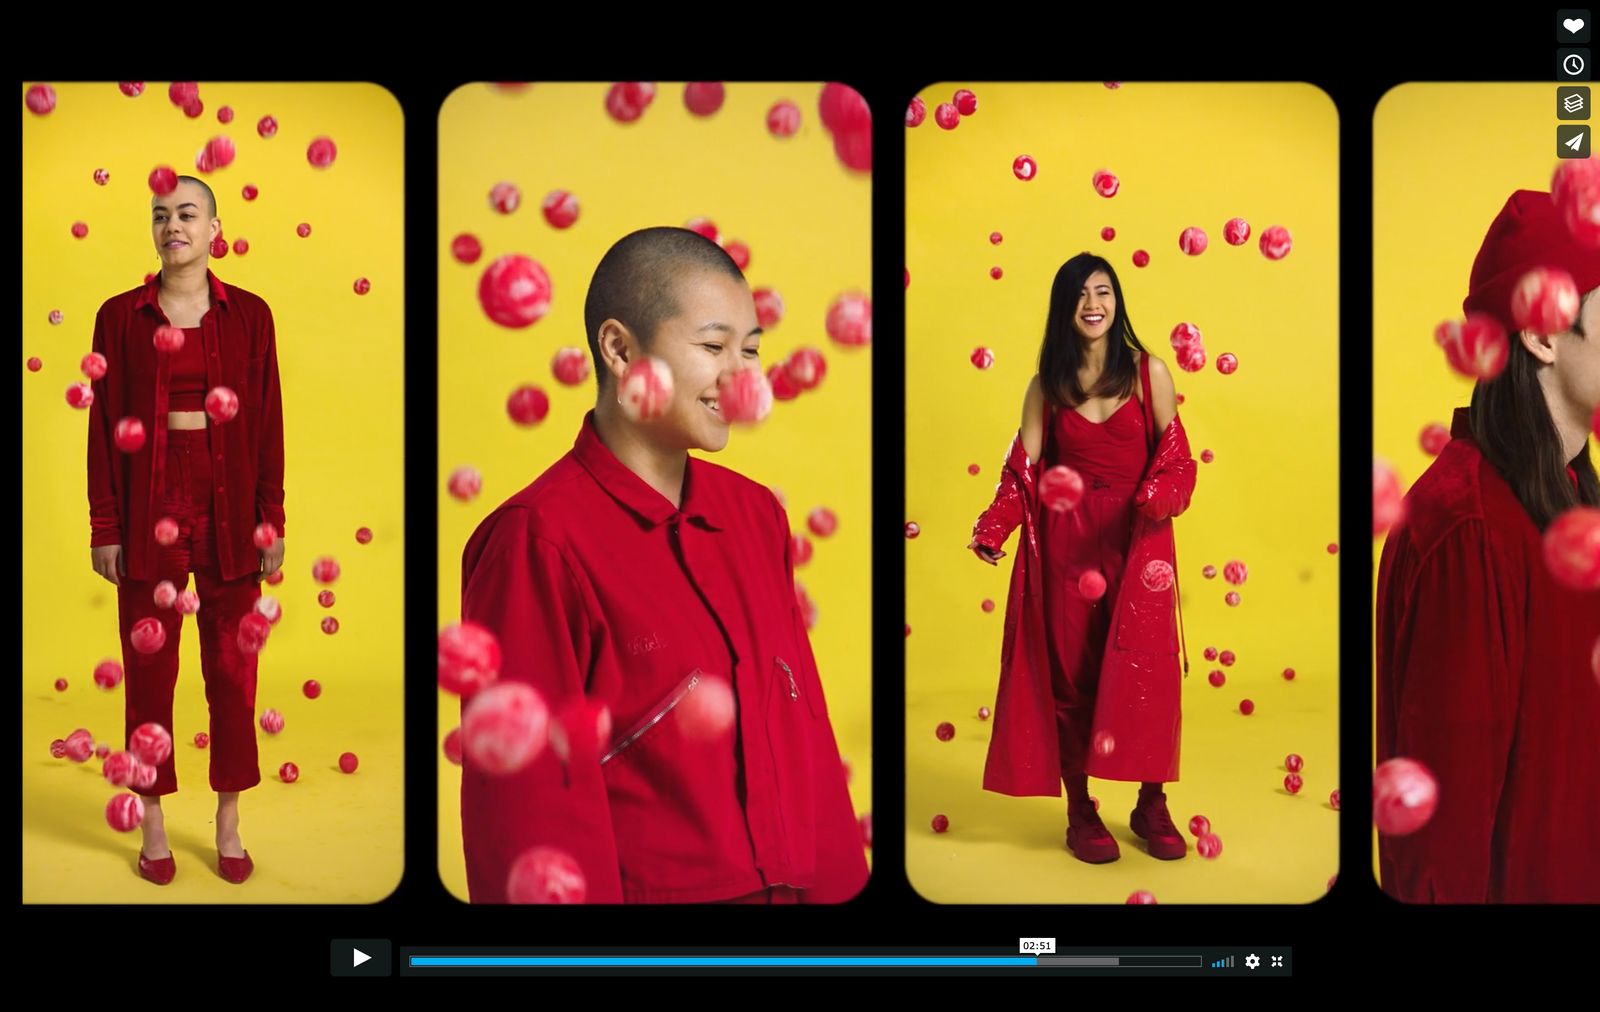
[168,327,206,411]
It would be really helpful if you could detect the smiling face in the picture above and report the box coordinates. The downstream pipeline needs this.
[151,179,219,270]
[1075,270,1117,342]
[1550,287,1600,418]
[606,268,762,452]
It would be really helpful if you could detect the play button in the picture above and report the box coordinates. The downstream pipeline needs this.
[331,939,391,977]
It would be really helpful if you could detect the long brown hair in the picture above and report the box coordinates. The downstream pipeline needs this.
[1468,290,1600,530]
[1037,253,1148,408]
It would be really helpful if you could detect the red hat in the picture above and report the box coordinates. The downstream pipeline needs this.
[1463,189,1600,332]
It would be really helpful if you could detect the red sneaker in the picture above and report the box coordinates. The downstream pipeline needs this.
[138,851,176,886]
[1065,804,1121,864]
[218,850,254,884]
[1130,793,1188,860]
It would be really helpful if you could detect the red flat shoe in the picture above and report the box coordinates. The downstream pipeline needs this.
[1065,804,1121,864]
[1130,792,1189,860]
[217,850,254,884]
[138,851,176,886]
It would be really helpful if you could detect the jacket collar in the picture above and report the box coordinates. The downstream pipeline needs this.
[135,269,230,313]
[572,411,724,531]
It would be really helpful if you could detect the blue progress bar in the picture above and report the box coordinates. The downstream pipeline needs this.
[411,956,1038,968]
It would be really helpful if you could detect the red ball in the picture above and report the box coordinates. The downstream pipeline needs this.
[1012,154,1037,181]
[1283,667,1296,681]
[184,97,205,118]
[791,534,813,566]
[978,706,991,721]
[199,136,237,173]
[1179,227,1208,255]
[175,589,200,614]
[168,82,198,108]
[1223,560,1248,586]
[953,88,978,116]
[1216,353,1239,375]
[1101,227,1116,241]
[677,675,737,741]
[722,240,751,271]
[478,254,552,329]
[1127,891,1158,905]
[1373,458,1405,536]
[1552,155,1600,247]
[50,739,67,759]
[968,464,981,476]
[257,115,278,138]
[1208,670,1225,687]
[1092,169,1120,197]
[339,752,359,773]
[94,659,124,690]
[251,593,280,625]
[50,309,63,325]
[1419,423,1450,456]
[1285,773,1304,795]
[26,83,57,115]
[448,466,483,502]
[1092,730,1116,757]
[106,794,145,832]
[443,727,464,766]
[1328,542,1339,555]
[904,97,926,127]
[605,82,657,123]
[352,277,371,296]
[120,82,145,97]
[264,570,284,586]
[807,507,839,538]
[54,677,67,691]
[205,386,239,423]
[767,100,801,137]
[1542,506,1600,591]
[114,417,146,453]
[236,612,271,654]
[194,732,209,749]
[130,722,173,765]
[1201,449,1214,463]
[541,189,579,229]
[94,168,109,185]
[450,233,482,264]
[506,385,551,426]
[463,682,550,774]
[1239,699,1255,716]
[306,136,338,168]
[260,709,285,735]
[95,743,110,759]
[319,590,336,608]
[551,347,591,386]
[153,325,185,353]
[684,217,719,242]
[64,730,95,763]
[787,347,827,389]
[303,680,322,699]
[1225,591,1241,607]
[1224,217,1251,245]
[80,352,108,380]
[149,164,179,195]
[491,182,521,214]
[507,847,587,904]
[1330,789,1341,810]
[438,621,503,696]
[321,616,340,635]
[981,599,995,613]
[904,521,921,539]
[231,238,248,255]
[1220,650,1236,666]
[818,82,870,133]
[1132,249,1150,268]
[253,522,280,550]
[312,556,341,584]
[1204,646,1218,659]
[211,235,229,258]
[1196,833,1223,859]
[71,221,89,239]
[218,105,235,124]
[931,814,951,833]
[1373,757,1439,835]
[752,288,785,329]
[279,762,299,783]
[548,698,614,764]
[1141,559,1175,592]
[131,617,166,655]
[934,102,960,129]
[971,346,995,369]
[1040,465,1085,513]
[1078,570,1107,600]
[989,266,1003,280]
[152,517,181,547]
[1286,753,1304,773]
[1188,815,1210,837]
[683,81,725,117]
[103,751,139,785]
[935,722,955,742]
[1259,225,1293,260]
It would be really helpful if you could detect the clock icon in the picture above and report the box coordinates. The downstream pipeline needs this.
[1560,49,1592,79]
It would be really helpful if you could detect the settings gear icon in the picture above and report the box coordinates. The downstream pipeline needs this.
[1245,954,1261,969]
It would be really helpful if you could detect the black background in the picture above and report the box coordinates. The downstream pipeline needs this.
[19,11,1593,982]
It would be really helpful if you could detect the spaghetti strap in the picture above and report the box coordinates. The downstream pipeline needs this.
[1138,352,1156,456]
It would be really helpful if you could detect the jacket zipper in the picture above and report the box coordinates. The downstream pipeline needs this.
[777,657,798,701]
[599,671,702,766]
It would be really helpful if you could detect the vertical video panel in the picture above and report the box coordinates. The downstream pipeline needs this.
[21,81,406,902]
[906,82,1340,903]
[437,82,872,903]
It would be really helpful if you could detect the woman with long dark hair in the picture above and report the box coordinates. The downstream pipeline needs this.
[971,253,1197,865]
[87,176,285,886]
[1376,189,1600,902]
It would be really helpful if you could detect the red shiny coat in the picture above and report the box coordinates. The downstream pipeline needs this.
[972,380,1196,796]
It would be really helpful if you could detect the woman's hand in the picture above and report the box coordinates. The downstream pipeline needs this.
[968,540,1005,565]
[92,545,124,586]
[260,537,285,579]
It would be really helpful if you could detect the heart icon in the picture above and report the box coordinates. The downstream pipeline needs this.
[1566,17,1585,33]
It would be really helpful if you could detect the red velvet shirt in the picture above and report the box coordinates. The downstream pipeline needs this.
[1376,408,1600,902]
[87,271,285,582]
[459,412,868,904]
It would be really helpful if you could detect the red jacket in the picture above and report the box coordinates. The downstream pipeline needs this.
[1376,408,1600,902]
[972,368,1196,795]
[86,271,285,582]
[458,412,868,903]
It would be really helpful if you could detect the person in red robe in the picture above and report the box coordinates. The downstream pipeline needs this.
[459,227,867,904]
[971,253,1197,865]
[1376,188,1600,903]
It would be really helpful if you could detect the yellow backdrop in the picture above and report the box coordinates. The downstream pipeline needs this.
[436,82,873,900]
[907,82,1340,903]
[21,82,405,903]
[1372,83,1600,885]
